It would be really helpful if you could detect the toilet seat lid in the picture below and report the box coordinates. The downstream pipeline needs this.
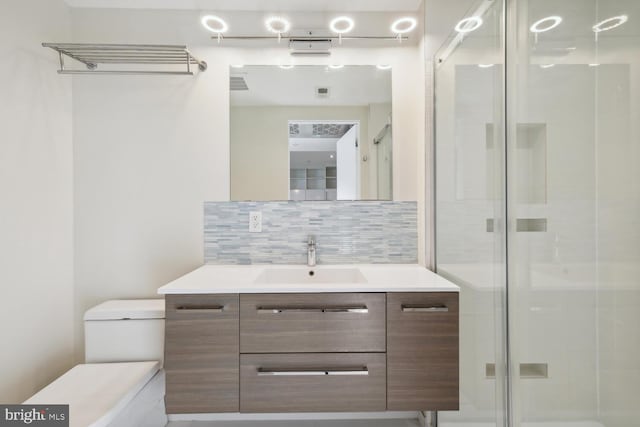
[84,299,165,321]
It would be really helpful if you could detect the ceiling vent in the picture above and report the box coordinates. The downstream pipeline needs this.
[230,76,248,91]
[289,38,332,56]
[316,87,330,98]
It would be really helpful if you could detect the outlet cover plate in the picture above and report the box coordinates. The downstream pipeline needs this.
[249,211,262,232]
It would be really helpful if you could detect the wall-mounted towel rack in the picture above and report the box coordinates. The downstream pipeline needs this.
[41,43,207,75]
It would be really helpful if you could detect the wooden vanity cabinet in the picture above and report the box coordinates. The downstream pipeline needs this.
[164,294,239,413]
[387,292,460,411]
[163,291,459,414]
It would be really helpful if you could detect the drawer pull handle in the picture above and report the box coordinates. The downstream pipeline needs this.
[257,367,369,376]
[175,306,224,313]
[257,306,368,314]
[401,305,448,313]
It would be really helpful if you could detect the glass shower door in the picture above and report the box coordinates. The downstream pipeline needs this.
[508,0,640,426]
[435,0,640,426]
[435,0,508,426]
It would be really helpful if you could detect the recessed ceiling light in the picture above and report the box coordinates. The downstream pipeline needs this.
[455,16,483,33]
[593,15,628,32]
[540,64,556,69]
[330,154,335,159]
[279,64,295,70]
[530,16,563,33]
[329,16,355,34]
[328,65,344,69]
[376,64,392,70]
[265,16,291,34]
[201,15,228,34]
[589,63,600,67]
[391,17,417,34]
[478,63,495,68]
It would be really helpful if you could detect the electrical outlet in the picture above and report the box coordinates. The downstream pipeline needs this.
[249,211,262,232]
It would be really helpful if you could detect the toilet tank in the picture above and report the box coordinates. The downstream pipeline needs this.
[84,299,165,364]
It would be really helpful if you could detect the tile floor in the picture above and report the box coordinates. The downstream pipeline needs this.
[167,419,421,427]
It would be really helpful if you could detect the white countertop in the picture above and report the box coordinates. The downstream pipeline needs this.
[157,264,460,294]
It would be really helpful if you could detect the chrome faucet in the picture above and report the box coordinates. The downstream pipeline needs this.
[307,235,316,267]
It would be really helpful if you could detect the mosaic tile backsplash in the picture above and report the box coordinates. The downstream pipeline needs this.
[204,201,417,264]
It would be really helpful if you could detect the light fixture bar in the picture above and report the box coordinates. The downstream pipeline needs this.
[210,35,408,41]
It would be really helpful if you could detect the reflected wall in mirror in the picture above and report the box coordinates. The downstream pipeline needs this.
[230,65,392,201]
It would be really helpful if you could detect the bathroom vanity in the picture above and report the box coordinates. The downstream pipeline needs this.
[158,264,460,414]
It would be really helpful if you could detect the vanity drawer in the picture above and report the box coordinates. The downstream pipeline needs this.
[240,353,386,413]
[387,292,459,411]
[240,293,386,353]
[164,294,239,413]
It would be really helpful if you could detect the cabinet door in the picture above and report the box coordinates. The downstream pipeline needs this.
[164,294,239,413]
[387,292,459,411]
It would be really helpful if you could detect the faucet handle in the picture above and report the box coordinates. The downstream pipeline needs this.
[308,235,316,245]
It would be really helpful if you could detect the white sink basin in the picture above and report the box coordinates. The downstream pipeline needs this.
[255,267,368,285]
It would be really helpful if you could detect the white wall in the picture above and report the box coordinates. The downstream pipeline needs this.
[72,69,227,360]
[0,0,75,402]
[70,8,427,359]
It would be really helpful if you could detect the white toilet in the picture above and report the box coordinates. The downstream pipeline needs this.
[25,299,168,427]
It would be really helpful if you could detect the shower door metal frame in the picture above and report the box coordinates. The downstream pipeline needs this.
[431,0,511,425]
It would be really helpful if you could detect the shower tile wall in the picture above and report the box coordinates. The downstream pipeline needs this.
[204,201,417,264]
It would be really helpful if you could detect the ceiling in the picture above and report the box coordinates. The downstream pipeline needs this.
[64,0,423,12]
[230,65,392,106]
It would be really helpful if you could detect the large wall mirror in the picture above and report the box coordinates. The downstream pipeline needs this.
[230,65,392,201]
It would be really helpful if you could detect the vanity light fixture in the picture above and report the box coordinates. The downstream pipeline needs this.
[265,16,291,43]
[201,15,228,43]
[329,16,355,44]
[376,64,392,70]
[529,16,563,33]
[455,16,483,33]
[391,17,417,42]
[593,15,628,32]
[328,65,345,69]
[478,63,495,68]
